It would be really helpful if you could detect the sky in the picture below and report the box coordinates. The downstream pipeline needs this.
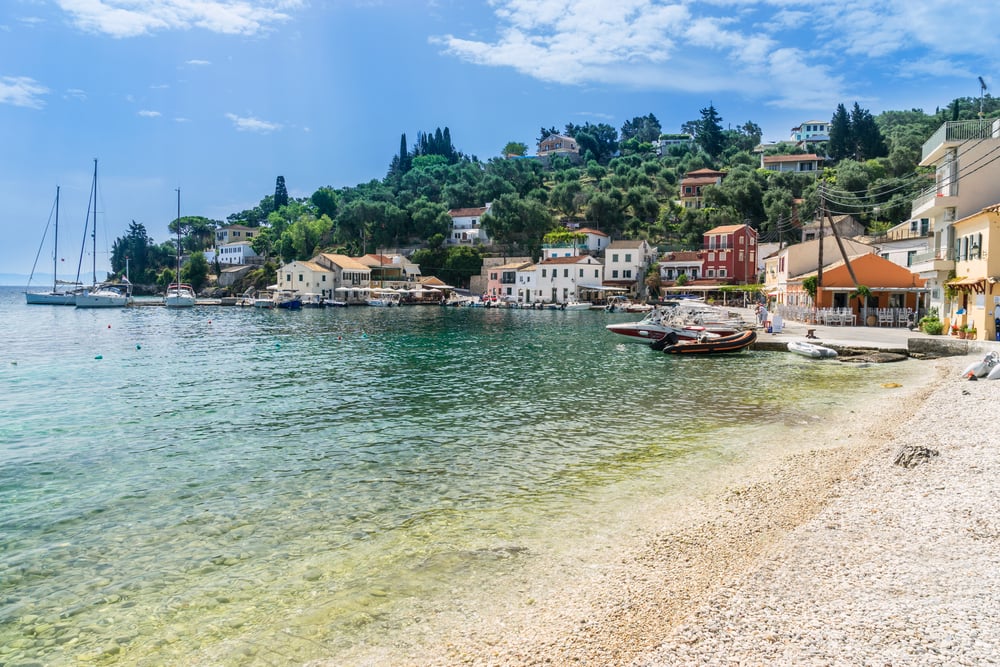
[1,0,996,280]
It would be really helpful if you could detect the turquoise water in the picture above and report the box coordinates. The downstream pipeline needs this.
[0,288,918,665]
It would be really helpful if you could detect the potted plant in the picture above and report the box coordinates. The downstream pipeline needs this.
[969,325,978,340]
[959,325,967,339]
[951,323,960,336]
[920,308,943,335]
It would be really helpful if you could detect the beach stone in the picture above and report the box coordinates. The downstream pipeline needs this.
[893,445,939,468]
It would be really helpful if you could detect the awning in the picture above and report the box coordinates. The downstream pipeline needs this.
[946,276,986,293]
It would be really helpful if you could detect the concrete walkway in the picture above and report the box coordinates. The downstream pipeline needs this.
[748,308,1000,357]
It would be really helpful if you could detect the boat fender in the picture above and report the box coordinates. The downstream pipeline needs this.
[987,363,1000,381]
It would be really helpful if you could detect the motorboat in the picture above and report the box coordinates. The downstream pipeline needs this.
[164,283,196,308]
[787,341,837,358]
[301,293,325,308]
[606,305,743,344]
[367,289,401,307]
[562,300,593,310]
[275,290,302,309]
[652,329,757,354]
[253,291,276,308]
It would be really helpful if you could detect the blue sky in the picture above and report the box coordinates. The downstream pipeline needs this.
[1,0,995,280]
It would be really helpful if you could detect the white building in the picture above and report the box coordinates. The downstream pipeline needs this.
[208,242,259,266]
[604,239,657,297]
[536,255,604,303]
[515,264,539,304]
[275,260,334,297]
[313,253,373,303]
[908,118,1000,320]
[447,204,492,245]
[790,121,830,143]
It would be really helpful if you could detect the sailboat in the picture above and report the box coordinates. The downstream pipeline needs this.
[25,186,83,305]
[164,187,196,308]
[76,159,133,308]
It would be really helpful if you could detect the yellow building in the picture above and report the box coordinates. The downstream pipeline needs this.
[946,203,1000,341]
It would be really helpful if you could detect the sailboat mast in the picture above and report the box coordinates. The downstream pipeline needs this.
[53,186,60,292]
[176,188,181,279]
[91,159,98,286]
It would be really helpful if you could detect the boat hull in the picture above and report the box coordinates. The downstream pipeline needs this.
[25,291,78,305]
[164,284,196,308]
[787,341,837,358]
[654,329,757,354]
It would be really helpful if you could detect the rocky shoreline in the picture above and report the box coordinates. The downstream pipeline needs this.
[336,355,998,666]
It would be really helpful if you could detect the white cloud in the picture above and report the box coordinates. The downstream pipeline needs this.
[138,109,161,117]
[0,76,49,108]
[65,88,87,101]
[433,0,1000,111]
[225,112,281,133]
[186,59,211,66]
[56,0,304,38]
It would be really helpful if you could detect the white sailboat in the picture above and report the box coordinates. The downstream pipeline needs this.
[164,188,196,308]
[25,186,83,305]
[76,159,133,308]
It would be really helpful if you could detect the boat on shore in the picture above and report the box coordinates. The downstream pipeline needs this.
[652,329,757,354]
[787,341,837,358]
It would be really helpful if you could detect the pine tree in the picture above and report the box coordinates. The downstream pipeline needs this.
[850,103,887,160]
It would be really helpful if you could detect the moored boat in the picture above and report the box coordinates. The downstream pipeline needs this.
[76,281,132,308]
[25,186,84,305]
[787,340,837,358]
[653,329,757,354]
[164,283,196,308]
[606,305,741,343]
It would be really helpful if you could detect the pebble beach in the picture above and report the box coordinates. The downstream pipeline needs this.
[334,353,1000,666]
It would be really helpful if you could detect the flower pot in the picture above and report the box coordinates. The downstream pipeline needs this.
[958,331,967,339]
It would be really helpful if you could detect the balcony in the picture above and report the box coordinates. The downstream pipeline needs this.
[909,247,954,275]
[921,118,1000,164]
[910,185,958,218]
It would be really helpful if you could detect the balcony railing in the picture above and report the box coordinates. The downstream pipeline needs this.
[911,184,958,212]
[911,247,954,265]
[922,118,999,162]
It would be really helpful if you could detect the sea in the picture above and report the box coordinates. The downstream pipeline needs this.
[0,286,926,665]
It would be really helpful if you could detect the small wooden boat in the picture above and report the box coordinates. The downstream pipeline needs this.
[652,329,757,354]
[787,340,837,359]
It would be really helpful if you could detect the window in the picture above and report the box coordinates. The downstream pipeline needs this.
[718,269,726,277]
[285,273,291,281]
[579,268,584,277]
[623,270,632,279]
[594,269,599,278]
[563,269,569,278]
[612,270,619,278]
[906,250,916,267]
[707,269,715,277]
[612,254,619,262]
[298,274,303,282]
[542,269,547,278]
[625,254,632,263]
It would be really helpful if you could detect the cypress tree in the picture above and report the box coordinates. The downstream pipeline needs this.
[274,176,288,210]
[828,104,852,161]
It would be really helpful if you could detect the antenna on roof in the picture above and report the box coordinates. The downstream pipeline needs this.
[979,76,988,118]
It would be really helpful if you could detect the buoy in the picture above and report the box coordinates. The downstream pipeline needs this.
[95,354,103,360]
[136,344,142,350]
[107,324,111,329]
[881,382,902,388]
[338,335,342,341]
[275,343,281,349]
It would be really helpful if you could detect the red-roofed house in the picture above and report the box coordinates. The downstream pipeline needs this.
[448,203,492,245]
[680,168,725,209]
[703,224,758,284]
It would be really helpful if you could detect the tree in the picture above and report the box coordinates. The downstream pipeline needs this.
[620,113,662,143]
[850,103,887,161]
[481,193,554,256]
[181,250,210,292]
[828,104,852,161]
[696,103,725,158]
[502,141,528,156]
[274,176,288,210]
[110,220,155,283]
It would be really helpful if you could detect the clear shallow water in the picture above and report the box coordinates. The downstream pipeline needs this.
[0,287,920,665]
